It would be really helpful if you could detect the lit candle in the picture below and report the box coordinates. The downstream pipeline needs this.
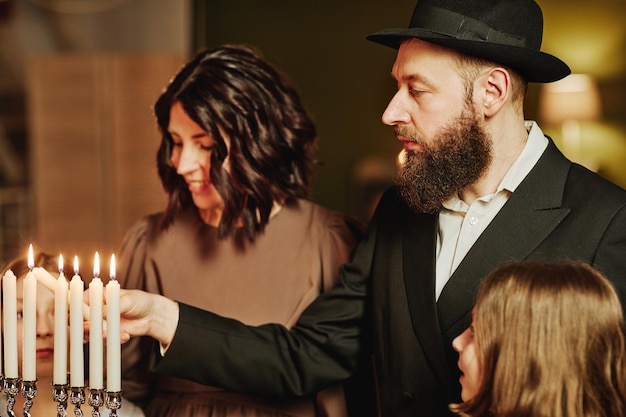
[69,255,85,387]
[54,254,69,385]
[22,244,38,381]
[33,265,58,293]
[106,254,121,392]
[89,252,104,389]
[2,268,18,378]
[34,262,92,321]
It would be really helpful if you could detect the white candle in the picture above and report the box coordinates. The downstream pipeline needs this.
[89,252,104,389]
[54,254,69,385]
[106,254,121,392]
[2,269,17,378]
[22,245,37,381]
[33,266,58,293]
[34,263,93,324]
[69,256,85,387]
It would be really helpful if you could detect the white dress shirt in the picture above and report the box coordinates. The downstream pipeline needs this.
[435,121,549,299]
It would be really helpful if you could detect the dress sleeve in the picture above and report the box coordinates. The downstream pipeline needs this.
[315,211,366,417]
[319,211,365,293]
[117,217,158,408]
[117,216,154,290]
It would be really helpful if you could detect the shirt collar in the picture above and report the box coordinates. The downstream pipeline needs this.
[498,121,548,193]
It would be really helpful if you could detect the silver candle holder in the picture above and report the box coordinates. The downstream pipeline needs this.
[88,388,105,417]
[69,386,86,417]
[21,379,38,417]
[105,391,122,417]
[4,377,20,417]
[52,383,69,417]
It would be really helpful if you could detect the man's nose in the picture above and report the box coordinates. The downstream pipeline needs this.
[382,91,411,126]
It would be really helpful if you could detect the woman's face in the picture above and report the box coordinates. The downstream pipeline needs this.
[168,101,226,226]
[16,278,56,377]
[452,322,482,402]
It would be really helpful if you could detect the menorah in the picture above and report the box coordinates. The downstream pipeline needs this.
[1,245,122,417]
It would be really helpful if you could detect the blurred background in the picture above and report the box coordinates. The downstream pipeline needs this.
[1,0,625,267]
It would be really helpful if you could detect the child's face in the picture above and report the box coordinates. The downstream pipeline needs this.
[15,278,58,378]
[452,322,482,402]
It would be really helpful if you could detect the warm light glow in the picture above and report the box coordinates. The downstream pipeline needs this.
[538,74,602,170]
[94,251,100,278]
[397,150,407,168]
[74,255,79,275]
[538,74,602,126]
[541,3,625,78]
[58,254,64,274]
[110,254,116,280]
[27,244,34,270]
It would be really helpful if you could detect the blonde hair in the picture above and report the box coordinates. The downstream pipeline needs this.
[452,262,626,417]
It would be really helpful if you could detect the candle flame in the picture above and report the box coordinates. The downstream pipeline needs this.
[94,251,100,278]
[74,255,79,276]
[58,254,64,274]
[110,254,116,281]
[27,244,34,270]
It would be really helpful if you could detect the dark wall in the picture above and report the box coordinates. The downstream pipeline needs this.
[194,0,415,217]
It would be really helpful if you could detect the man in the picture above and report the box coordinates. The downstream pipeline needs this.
[112,0,626,416]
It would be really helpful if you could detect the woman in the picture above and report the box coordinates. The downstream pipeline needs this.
[0,252,144,417]
[118,44,363,417]
[451,262,626,417]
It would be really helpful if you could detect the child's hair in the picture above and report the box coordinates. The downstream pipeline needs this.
[2,251,73,279]
[452,261,626,417]
[3,252,56,276]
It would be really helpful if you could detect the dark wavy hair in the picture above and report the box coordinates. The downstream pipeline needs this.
[154,44,318,240]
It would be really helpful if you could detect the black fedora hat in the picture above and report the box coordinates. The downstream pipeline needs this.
[367,0,570,83]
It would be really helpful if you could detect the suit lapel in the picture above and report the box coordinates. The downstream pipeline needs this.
[437,139,572,331]
[403,210,451,385]
[401,139,572,385]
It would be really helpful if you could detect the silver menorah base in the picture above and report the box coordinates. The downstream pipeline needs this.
[0,378,123,417]
[105,391,122,417]
[88,388,106,417]
[53,383,69,417]
[69,386,86,417]
[4,377,21,417]
[21,379,38,417]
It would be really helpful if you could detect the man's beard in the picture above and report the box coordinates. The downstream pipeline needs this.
[395,104,493,213]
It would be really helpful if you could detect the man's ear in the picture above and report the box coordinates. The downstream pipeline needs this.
[480,67,510,118]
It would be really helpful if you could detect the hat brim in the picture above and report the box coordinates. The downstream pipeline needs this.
[367,28,570,83]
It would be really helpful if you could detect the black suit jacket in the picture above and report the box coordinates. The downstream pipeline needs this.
[151,140,626,417]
